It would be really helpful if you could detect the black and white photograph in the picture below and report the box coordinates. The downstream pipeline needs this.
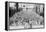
[5,1,44,30]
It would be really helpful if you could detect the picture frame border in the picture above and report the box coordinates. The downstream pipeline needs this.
[5,1,45,31]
